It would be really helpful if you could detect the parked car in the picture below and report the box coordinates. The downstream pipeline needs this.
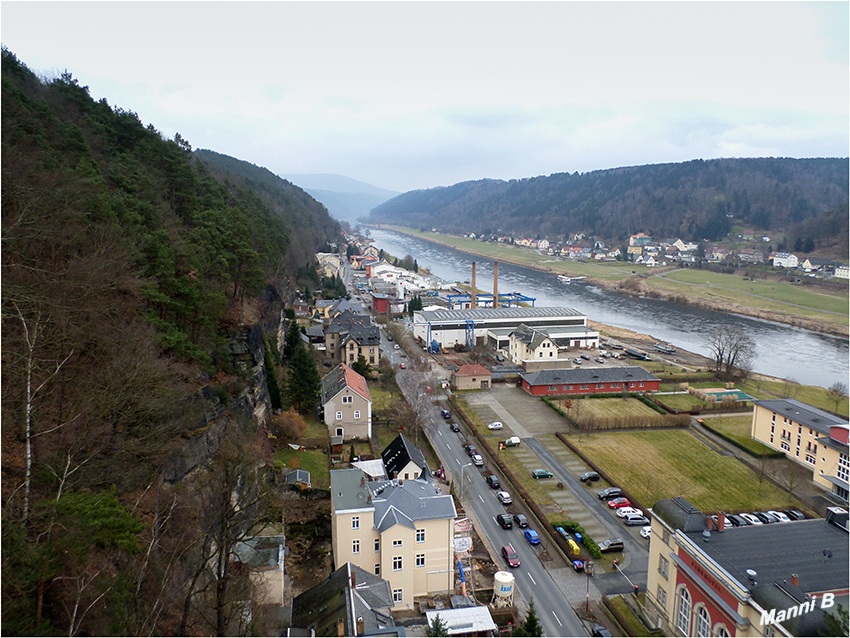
[449,422,460,432]
[497,491,512,505]
[616,507,643,519]
[572,559,585,572]
[524,529,541,545]
[399,363,406,369]
[440,409,451,419]
[393,344,400,350]
[753,511,774,524]
[504,436,522,447]
[532,469,553,479]
[487,421,504,430]
[556,526,571,541]
[387,335,393,341]
[581,354,591,360]
[591,624,613,637]
[598,538,625,553]
[573,357,583,364]
[784,510,805,521]
[501,544,521,568]
[464,445,478,456]
[496,514,513,529]
[640,525,652,539]
[739,513,762,526]
[624,514,650,526]
[608,497,632,509]
[580,471,600,483]
[486,475,500,489]
[471,454,484,466]
[595,357,605,363]
[513,514,529,528]
[725,513,748,527]
[766,510,791,523]
[597,487,623,500]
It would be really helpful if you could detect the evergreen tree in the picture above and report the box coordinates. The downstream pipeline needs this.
[264,340,282,410]
[283,321,302,359]
[512,600,543,637]
[285,344,321,413]
[426,613,449,637]
[351,355,371,378]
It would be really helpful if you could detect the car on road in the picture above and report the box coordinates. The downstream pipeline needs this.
[739,513,762,526]
[598,538,625,553]
[580,471,600,483]
[501,544,520,568]
[640,525,652,539]
[487,421,504,430]
[496,514,513,529]
[597,487,623,500]
[616,507,643,518]
[486,475,500,489]
[471,454,484,466]
[591,624,613,637]
[440,409,451,419]
[449,422,460,432]
[387,335,393,341]
[393,344,400,350]
[399,363,406,369]
[512,514,529,528]
[531,469,553,479]
[624,514,650,526]
[608,497,632,509]
[464,445,478,456]
[524,529,541,545]
[497,491,512,505]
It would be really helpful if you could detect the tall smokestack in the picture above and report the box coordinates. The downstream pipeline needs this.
[471,262,477,309]
[493,262,499,309]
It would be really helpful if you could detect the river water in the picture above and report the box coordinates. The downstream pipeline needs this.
[367,228,849,389]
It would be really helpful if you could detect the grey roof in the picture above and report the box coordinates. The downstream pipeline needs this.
[381,433,431,480]
[331,468,374,512]
[233,535,285,569]
[369,478,456,533]
[286,469,311,484]
[651,497,708,533]
[417,306,583,322]
[342,324,381,347]
[753,398,847,435]
[291,562,395,636]
[305,325,325,338]
[521,366,659,386]
[425,607,497,635]
[325,310,371,333]
[330,298,360,316]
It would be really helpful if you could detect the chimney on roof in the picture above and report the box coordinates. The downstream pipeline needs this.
[356,617,365,636]
[717,512,726,532]
[471,262,477,309]
[493,262,499,309]
[338,620,345,637]
[706,516,713,531]
[791,573,799,588]
[351,570,356,589]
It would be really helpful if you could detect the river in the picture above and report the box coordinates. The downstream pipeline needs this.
[366,228,849,389]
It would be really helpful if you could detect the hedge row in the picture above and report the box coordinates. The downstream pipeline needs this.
[542,395,688,430]
[550,520,602,560]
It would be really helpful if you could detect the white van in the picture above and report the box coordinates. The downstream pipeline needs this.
[504,436,521,447]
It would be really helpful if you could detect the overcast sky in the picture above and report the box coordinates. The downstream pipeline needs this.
[2,1,847,192]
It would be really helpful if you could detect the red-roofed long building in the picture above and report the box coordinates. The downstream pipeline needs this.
[321,363,372,441]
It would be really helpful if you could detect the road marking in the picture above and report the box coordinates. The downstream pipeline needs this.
[446,443,451,450]
[552,611,562,626]
[528,573,536,585]
[478,495,484,503]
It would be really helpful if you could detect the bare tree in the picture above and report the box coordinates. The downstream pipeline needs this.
[827,382,848,413]
[703,325,756,380]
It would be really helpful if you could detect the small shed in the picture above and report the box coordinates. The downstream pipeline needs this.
[330,435,344,455]
[451,364,492,391]
[285,469,311,489]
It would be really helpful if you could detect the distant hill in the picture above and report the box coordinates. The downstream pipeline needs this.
[285,173,398,221]
[367,158,849,250]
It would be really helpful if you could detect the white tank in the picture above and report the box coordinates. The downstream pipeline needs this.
[493,571,515,598]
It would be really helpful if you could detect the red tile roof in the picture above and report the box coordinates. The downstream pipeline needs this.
[456,364,491,377]
[342,363,371,402]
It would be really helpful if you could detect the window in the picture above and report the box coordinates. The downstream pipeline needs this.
[781,441,790,452]
[369,347,374,354]
[392,539,402,547]
[416,529,425,543]
[839,453,849,482]
[657,585,667,609]
[352,540,360,554]
[716,627,730,637]
[806,453,816,465]
[336,427,344,437]
[392,556,402,571]
[374,538,380,552]
[676,588,691,636]
[658,555,669,578]
[696,606,710,637]
[342,395,353,404]
[354,410,361,419]
[369,356,375,363]
[375,564,380,575]
[336,411,343,421]
[392,589,402,603]
[416,553,425,567]
[352,516,359,530]
[662,530,670,545]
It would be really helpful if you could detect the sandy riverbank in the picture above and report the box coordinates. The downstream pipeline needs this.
[370,225,848,339]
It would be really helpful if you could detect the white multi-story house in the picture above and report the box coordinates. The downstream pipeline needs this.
[772,252,798,268]
[321,363,372,441]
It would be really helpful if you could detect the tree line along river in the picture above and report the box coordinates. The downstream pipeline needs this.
[366,228,849,389]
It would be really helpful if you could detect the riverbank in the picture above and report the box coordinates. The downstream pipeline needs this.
[366,224,849,339]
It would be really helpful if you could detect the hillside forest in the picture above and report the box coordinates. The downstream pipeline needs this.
[368,158,849,255]
[1,47,342,635]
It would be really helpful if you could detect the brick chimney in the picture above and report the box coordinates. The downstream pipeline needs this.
[706,516,713,530]
[791,574,799,587]
[717,512,726,532]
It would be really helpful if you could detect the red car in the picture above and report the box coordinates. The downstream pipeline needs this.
[501,544,521,568]
[608,497,631,509]
[399,363,406,369]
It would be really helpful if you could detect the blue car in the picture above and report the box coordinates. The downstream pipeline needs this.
[524,529,540,545]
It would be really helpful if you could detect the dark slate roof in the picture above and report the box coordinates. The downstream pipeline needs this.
[325,310,371,333]
[381,433,430,480]
[750,582,828,637]
[305,325,325,338]
[521,366,659,386]
[330,299,360,316]
[291,562,395,636]
[369,478,456,533]
[753,399,846,435]
[342,324,381,347]
[651,497,708,533]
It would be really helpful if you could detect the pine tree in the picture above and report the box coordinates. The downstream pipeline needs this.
[283,321,302,359]
[513,599,543,637]
[285,344,321,413]
[426,613,449,637]
[351,355,371,378]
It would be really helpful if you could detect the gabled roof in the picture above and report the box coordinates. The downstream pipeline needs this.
[341,324,381,347]
[330,298,360,316]
[455,364,491,377]
[651,496,707,533]
[325,310,371,333]
[753,398,846,435]
[321,363,372,405]
[381,433,430,480]
[521,366,659,386]
[369,478,456,533]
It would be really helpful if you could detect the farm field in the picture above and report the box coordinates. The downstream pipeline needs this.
[555,397,659,418]
[700,415,777,456]
[570,430,801,513]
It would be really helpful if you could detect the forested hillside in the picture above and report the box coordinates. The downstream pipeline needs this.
[368,158,849,249]
[1,48,340,635]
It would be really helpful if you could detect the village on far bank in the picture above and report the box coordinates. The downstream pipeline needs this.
[263,235,848,638]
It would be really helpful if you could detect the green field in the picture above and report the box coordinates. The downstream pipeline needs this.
[653,393,711,411]
[556,397,659,418]
[274,448,331,488]
[738,379,849,418]
[701,415,777,455]
[571,430,801,513]
[647,268,848,326]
